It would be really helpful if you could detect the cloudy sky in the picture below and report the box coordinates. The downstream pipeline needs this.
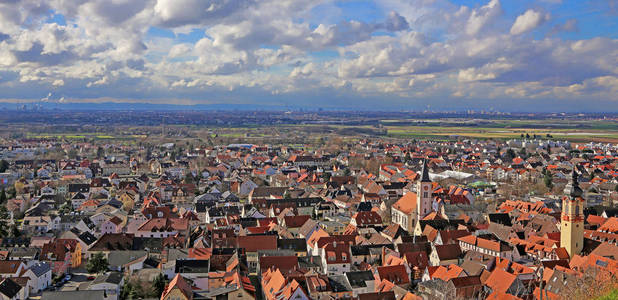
[0,0,616,111]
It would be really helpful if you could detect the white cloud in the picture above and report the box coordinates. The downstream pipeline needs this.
[510,9,550,35]
[0,0,614,108]
[465,0,501,36]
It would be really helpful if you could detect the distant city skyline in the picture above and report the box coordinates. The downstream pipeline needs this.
[0,0,616,110]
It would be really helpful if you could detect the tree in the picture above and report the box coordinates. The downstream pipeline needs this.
[67,148,78,159]
[520,147,527,158]
[0,189,6,204]
[544,170,553,189]
[0,160,8,173]
[0,206,9,238]
[96,146,105,159]
[87,252,109,274]
[321,172,331,182]
[505,148,516,160]
[7,187,15,199]
[184,172,194,184]
[121,281,138,300]
[153,273,167,296]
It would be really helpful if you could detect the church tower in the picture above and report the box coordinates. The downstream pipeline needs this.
[417,159,433,220]
[560,168,585,257]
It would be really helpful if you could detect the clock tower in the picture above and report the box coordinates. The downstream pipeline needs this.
[560,168,585,257]
[417,159,433,221]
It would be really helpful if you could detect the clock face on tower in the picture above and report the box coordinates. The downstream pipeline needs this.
[424,186,428,190]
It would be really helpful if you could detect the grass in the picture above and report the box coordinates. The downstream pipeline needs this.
[597,288,618,300]
[383,124,618,142]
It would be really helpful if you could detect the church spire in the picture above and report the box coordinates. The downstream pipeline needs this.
[568,168,582,199]
[421,158,431,182]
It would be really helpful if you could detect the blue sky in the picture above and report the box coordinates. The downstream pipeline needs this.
[0,0,616,111]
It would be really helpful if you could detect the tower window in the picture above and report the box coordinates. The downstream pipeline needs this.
[423,192,428,198]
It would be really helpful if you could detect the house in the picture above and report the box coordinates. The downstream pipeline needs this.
[21,216,58,234]
[40,239,82,274]
[277,239,308,257]
[261,268,309,300]
[351,211,383,228]
[88,272,124,299]
[281,215,311,236]
[107,251,148,274]
[206,271,256,299]
[41,290,114,300]
[298,219,320,240]
[376,265,410,287]
[237,235,278,274]
[458,235,515,260]
[87,233,134,259]
[59,228,98,252]
[320,242,351,275]
[391,192,417,233]
[483,268,527,298]
[345,270,376,297]
[21,262,52,293]
[0,278,24,300]
[135,218,189,238]
[100,216,124,235]
[173,259,210,280]
[161,274,194,300]
[0,261,26,278]
[429,244,462,266]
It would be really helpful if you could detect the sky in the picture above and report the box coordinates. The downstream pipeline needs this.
[0,0,616,111]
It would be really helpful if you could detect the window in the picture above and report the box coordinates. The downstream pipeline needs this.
[423,192,428,198]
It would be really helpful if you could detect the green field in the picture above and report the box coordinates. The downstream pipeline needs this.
[381,119,618,142]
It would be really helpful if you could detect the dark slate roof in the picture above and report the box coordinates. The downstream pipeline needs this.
[0,278,21,298]
[264,197,322,208]
[329,275,352,293]
[30,261,51,276]
[175,259,210,274]
[358,291,396,300]
[277,238,307,253]
[132,237,163,253]
[91,271,124,285]
[345,271,374,288]
[41,290,107,300]
[418,219,465,231]
[78,230,98,246]
[351,244,394,256]
[357,202,373,212]
[488,213,512,226]
[68,184,90,193]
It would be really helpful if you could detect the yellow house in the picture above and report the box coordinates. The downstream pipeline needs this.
[72,242,82,267]
[161,274,193,300]
[118,190,138,211]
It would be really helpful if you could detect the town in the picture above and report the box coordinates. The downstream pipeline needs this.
[0,115,616,300]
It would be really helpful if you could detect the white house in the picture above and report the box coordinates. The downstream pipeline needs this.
[21,262,52,293]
